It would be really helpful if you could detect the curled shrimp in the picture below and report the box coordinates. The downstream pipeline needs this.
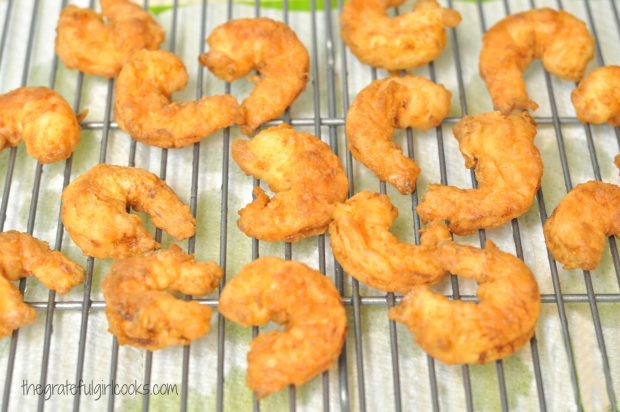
[544,181,620,270]
[329,191,450,292]
[199,17,309,136]
[218,257,346,399]
[340,0,461,71]
[114,49,244,148]
[232,124,348,242]
[346,76,451,194]
[417,111,542,235]
[0,87,81,164]
[480,8,594,113]
[572,66,620,126]
[0,231,84,338]
[55,0,165,78]
[61,164,195,259]
[389,240,540,364]
[103,245,222,350]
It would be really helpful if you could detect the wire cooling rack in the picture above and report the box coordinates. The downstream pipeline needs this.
[0,0,619,411]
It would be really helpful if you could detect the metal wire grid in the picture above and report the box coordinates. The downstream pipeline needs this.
[0,0,618,410]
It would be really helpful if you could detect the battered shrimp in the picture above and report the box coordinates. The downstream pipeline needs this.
[0,87,81,164]
[0,231,85,338]
[340,0,461,71]
[55,0,165,78]
[417,111,542,235]
[346,76,451,194]
[480,8,594,113]
[544,181,620,270]
[572,66,620,126]
[329,191,450,292]
[199,18,309,136]
[103,245,223,350]
[232,124,348,242]
[218,258,346,398]
[114,50,244,148]
[61,164,195,259]
[570,67,620,170]
[389,240,540,364]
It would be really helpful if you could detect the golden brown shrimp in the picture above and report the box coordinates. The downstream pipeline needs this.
[114,49,244,148]
[219,257,346,399]
[572,66,620,126]
[61,164,195,259]
[0,87,81,164]
[329,191,450,292]
[0,231,85,338]
[199,17,309,136]
[232,124,348,242]
[55,0,165,78]
[103,245,222,350]
[346,76,451,194]
[389,240,540,364]
[340,0,461,71]
[615,155,620,172]
[544,181,620,270]
[480,8,594,113]
[417,111,542,235]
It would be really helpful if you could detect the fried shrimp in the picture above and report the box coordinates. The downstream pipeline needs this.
[572,66,620,126]
[199,17,309,136]
[61,164,195,259]
[340,0,461,71]
[544,181,620,270]
[329,191,450,292]
[389,240,540,364]
[346,76,451,194]
[114,49,244,148]
[0,87,81,164]
[232,124,348,242]
[0,231,85,338]
[103,245,223,350]
[480,8,594,113]
[417,111,542,235]
[55,0,165,78]
[219,258,346,398]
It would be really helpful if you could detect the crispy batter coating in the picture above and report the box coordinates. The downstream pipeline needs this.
[389,240,540,364]
[61,164,195,259]
[572,66,620,126]
[329,191,450,292]
[417,111,542,235]
[55,0,165,78]
[0,231,85,338]
[232,124,348,242]
[103,245,222,350]
[199,18,309,136]
[346,76,451,194]
[341,0,461,71]
[544,181,620,270]
[480,8,594,113]
[615,155,620,172]
[114,49,244,148]
[219,258,346,398]
[0,87,81,164]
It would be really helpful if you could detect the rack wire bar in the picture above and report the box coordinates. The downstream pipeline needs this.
[322,1,351,410]
[77,115,590,130]
[1,0,40,410]
[18,291,620,312]
[2,0,620,410]
[336,0,368,410]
